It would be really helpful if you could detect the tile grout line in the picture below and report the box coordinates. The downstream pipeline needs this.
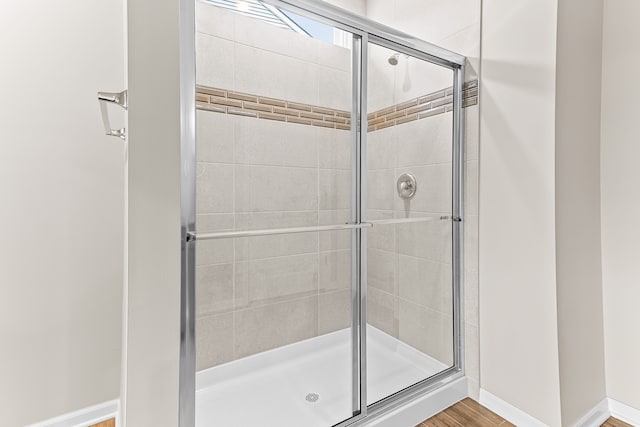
[231,112,237,362]
[198,290,334,322]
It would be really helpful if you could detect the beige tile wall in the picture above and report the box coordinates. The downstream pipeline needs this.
[364,98,480,387]
[367,109,455,367]
[195,109,353,371]
[194,110,461,370]
[195,2,355,371]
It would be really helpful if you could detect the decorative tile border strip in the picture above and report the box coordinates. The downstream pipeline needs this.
[196,86,352,130]
[367,80,478,132]
[195,79,478,132]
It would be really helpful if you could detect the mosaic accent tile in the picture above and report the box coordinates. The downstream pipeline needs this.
[367,80,479,132]
[195,79,479,132]
[196,85,352,130]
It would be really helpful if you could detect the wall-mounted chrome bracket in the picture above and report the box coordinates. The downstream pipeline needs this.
[98,90,128,140]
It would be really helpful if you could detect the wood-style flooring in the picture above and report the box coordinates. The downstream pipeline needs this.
[416,398,633,427]
[91,401,633,427]
[602,417,635,427]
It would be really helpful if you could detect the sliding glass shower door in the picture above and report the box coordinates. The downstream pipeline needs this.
[184,1,465,426]
[192,3,358,425]
[365,41,458,405]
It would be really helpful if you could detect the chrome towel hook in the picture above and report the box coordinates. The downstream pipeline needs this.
[98,90,128,140]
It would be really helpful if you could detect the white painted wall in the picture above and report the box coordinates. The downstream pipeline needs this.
[0,1,124,425]
[479,1,563,425]
[555,0,607,425]
[122,0,186,424]
[322,0,366,15]
[601,0,640,413]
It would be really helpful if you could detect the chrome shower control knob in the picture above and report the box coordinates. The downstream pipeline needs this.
[396,173,417,199]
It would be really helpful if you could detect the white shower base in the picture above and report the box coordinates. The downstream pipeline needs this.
[196,326,451,427]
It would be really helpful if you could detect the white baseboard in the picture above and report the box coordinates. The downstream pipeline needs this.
[570,398,609,427]
[609,398,640,426]
[479,389,548,427]
[25,399,119,427]
[18,393,640,427]
[479,390,640,427]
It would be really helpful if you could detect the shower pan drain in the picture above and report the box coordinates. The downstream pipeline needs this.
[305,393,320,403]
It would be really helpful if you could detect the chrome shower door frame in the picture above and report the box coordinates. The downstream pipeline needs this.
[179,1,466,426]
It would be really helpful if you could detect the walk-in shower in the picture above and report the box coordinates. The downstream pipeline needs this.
[180,0,467,425]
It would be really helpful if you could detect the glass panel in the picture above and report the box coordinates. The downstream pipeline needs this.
[366,42,455,405]
[194,229,354,427]
[194,2,355,426]
[195,2,353,230]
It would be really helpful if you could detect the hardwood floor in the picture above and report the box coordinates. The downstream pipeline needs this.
[89,404,634,427]
[602,417,634,427]
[89,419,115,427]
[416,398,633,427]
[417,398,514,427]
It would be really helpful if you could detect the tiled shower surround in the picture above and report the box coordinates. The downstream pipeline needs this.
[195,0,480,387]
[195,110,356,369]
[196,109,463,367]
[196,105,462,369]
[195,1,354,370]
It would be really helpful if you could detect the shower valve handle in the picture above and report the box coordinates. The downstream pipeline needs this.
[397,173,417,199]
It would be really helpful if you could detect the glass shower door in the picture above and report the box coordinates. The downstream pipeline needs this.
[364,41,459,405]
[193,2,360,426]
[185,1,465,426]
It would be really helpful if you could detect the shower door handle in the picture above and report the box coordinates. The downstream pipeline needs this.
[98,90,128,140]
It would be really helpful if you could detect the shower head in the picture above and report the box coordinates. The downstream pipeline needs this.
[388,53,400,66]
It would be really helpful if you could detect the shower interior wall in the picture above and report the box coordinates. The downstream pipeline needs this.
[194,0,481,400]
[364,46,457,369]
[195,2,354,370]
